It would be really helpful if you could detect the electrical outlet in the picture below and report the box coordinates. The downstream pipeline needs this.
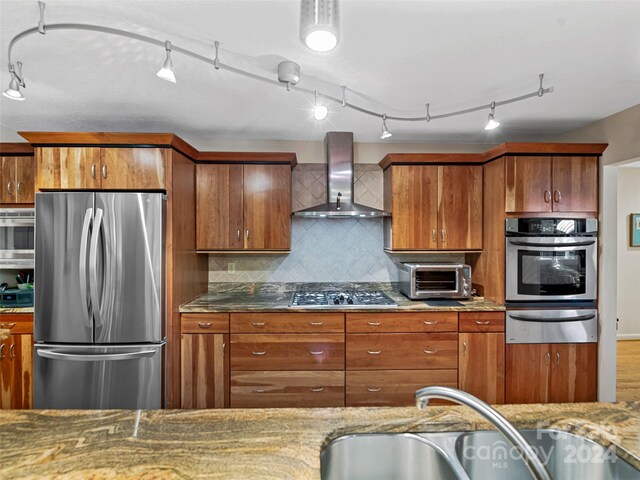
[228,262,236,275]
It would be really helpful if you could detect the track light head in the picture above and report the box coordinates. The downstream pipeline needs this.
[484,101,500,130]
[3,77,25,101]
[380,114,392,139]
[313,90,328,120]
[156,41,176,83]
[300,0,340,52]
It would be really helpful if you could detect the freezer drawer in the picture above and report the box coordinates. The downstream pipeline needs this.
[506,309,597,344]
[34,343,164,409]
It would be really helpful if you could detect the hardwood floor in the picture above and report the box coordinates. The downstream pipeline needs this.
[617,340,640,402]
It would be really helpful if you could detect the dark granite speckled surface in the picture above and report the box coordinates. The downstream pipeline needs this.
[180,282,505,313]
[1,403,638,479]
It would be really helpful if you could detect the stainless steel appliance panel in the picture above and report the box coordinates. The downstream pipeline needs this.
[34,343,164,409]
[506,309,597,344]
[94,192,164,344]
[35,193,94,343]
[398,263,471,300]
[0,208,35,269]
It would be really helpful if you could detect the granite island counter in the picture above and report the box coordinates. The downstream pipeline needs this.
[1,402,639,479]
[180,282,504,313]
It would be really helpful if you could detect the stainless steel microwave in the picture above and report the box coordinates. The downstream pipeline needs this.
[0,208,35,269]
[398,263,472,299]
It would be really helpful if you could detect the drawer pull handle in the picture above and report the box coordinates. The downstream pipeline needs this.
[475,320,491,325]
[0,323,16,329]
[367,350,381,355]
[251,322,266,327]
[309,321,324,326]
[309,387,324,392]
[252,389,266,393]
[252,351,267,356]
[367,321,382,326]
[198,322,212,328]
[0,344,4,359]
[9,344,15,359]
[367,387,382,392]
[309,350,324,355]
[423,320,438,325]
[423,348,438,354]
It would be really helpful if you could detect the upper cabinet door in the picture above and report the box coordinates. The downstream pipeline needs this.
[437,165,482,250]
[0,156,16,204]
[37,147,101,190]
[505,156,552,213]
[389,165,438,250]
[551,157,598,213]
[243,164,291,250]
[15,156,35,204]
[196,164,244,250]
[100,148,166,190]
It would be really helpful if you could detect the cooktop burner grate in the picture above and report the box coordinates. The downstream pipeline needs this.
[289,290,397,308]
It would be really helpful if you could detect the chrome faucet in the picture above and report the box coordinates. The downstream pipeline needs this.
[415,386,552,480]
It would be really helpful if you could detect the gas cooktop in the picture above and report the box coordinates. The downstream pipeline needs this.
[289,290,397,308]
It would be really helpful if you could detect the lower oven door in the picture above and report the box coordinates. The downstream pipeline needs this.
[505,236,597,302]
[506,309,597,344]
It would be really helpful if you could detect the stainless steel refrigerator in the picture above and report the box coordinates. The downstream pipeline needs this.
[34,192,165,409]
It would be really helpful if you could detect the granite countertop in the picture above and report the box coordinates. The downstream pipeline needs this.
[180,282,504,313]
[0,307,34,314]
[1,402,638,479]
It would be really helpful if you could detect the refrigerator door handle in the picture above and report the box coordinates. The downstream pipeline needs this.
[36,349,157,361]
[79,207,93,327]
[89,207,104,329]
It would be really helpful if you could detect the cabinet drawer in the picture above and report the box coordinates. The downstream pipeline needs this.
[230,334,345,371]
[347,312,457,333]
[231,313,344,333]
[0,313,34,334]
[346,333,458,370]
[346,370,457,407]
[230,371,344,408]
[458,312,505,332]
[181,313,229,333]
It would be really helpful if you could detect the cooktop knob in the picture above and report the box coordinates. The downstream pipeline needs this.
[333,297,340,304]
[347,298,354,304]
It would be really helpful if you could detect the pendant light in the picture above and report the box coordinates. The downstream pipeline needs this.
[484,101,500,130]
[313,90,328,120]
[380,114,392,139]
[300,0,339,52]
[156,40,176,83]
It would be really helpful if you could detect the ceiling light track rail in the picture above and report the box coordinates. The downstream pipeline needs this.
[5,19,553,135]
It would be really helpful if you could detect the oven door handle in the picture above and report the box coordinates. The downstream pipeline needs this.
[509,313,596,323]
[507,240,596,248]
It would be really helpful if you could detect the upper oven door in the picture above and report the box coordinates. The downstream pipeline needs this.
[506,236,597,301]
[0,208,35,269]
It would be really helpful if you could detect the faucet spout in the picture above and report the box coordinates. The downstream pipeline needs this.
[415,386,552,480]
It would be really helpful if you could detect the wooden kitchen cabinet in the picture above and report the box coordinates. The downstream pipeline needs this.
[506,342,597,404]
[36,146,167,190]
[180,313,230,409]
[0,314,33,409]
[505,156,598,213]
[459,333,505,404]
[0,156,35,204]
[383,164,482,251]
[197,163,291,251]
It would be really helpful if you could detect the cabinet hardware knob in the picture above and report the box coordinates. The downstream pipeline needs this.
[423,348,438,354]
[475,320,491,325]
[16,181,23,193]
[0,323,16,329]
[441,229,446,242]
[544,189,551,203]
[546,352,551,365]
[91,164,96,179]
[198,322,212,328]
[367,387,382,392]
[101,164,107,179]
[309,350,324,355]
[251,322,266,327]
[556,352,560,365]
[309,321,324,326]
[423,320,438,325]
[9,344,15,359]
[222,343,226,349]
[367,321,382,326]
[252,351,266,356]
[0,344,4,359]
[237,229,241,240]
[246,229,250,239]
[309,387,324,392]
[462,342,467,356]
[432,229,436,242]
[554,190,561,203]
[367,350,381,355]
[252,389,266,393]
[6,181,12,195]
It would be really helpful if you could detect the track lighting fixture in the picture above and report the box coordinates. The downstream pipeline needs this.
[380,114,392,139]
[3,62,25,101]
[313,90,328,120]
[156,40,176,84]
[300,0,339,52]
[484,101,500,130]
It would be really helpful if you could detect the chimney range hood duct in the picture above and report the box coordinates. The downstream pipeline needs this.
[293,132,391,218]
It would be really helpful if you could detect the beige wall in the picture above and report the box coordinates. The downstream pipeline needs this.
[617,166,640,337]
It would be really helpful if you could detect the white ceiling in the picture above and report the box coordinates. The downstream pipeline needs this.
[1,0,639,147]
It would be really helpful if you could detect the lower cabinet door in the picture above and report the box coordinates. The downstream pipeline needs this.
[549,343,597,403]
[230,371,344,408]
[506,344,550,404]
[459,333,505,404]
[1,334,33,409]
[181,334,229,408]
[346,370,457,407]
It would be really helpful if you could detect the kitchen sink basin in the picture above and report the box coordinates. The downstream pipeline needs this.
[321,429,639,480]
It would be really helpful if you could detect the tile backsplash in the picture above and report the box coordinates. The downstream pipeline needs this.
[209,164,464,283]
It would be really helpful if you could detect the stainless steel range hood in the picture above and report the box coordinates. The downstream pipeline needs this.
[293,132,391,218]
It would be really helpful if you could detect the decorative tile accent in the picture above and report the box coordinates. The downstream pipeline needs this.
[210,163,464,283]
